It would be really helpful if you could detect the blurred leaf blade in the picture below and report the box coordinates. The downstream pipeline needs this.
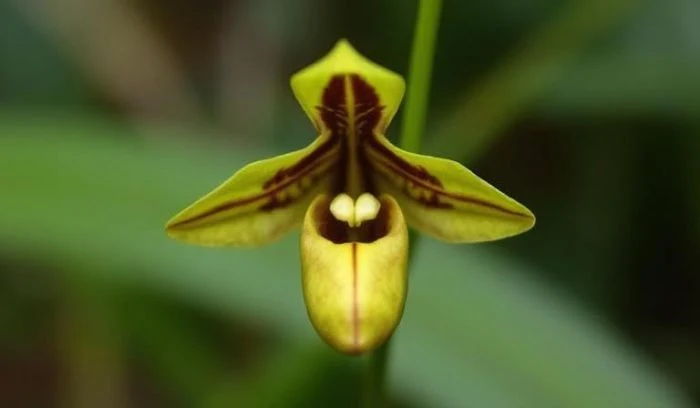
[426,0,639,162]
[399,241,692,408]
[0,113,692,408]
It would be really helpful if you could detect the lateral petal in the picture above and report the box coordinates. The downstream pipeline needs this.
[365,134,535,243]
[165,135,339,247]
[300,194,408,355]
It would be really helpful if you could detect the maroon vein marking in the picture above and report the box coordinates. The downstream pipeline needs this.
[367,141,532,217]
[168,157,336,229]
[262,134,339,189]
[263,75,348,192]
[315,74,386,195]
[317,76,347,136]
[259,77,348,208]
[341,75,447,190]
[365,136,443,187]
[316,75,349,193]
[350,74,383,138]
[316,74,384,137]
[351,242,359,350]
[306,74,526,218]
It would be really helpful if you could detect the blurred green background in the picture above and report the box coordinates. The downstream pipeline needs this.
[1,0,699,407]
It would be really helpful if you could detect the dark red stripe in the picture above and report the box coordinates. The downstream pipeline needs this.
[350,74,383,137]
[316,75,347,136]
[365,136,443,188]
[262,134,339,189]
[367,142,531,218]
[168,157,336,229]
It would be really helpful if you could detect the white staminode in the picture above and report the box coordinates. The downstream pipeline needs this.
[354,193,381,225]
[329,194,355,225]
[329,193,381,227]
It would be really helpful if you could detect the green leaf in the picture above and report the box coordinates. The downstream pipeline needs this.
[425,0,640,162]
[398,241,691,408]
[540,55,700,117]
[0,113,692,408]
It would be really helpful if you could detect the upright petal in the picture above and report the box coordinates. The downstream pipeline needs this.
[166,135,339,247]
[300,194,408,355]
[365,134,535,243]
[290,39,405,134]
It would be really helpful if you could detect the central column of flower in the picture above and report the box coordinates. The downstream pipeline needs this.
[323,73,383,243]
[320,73,382,202]
[343,74,364,198]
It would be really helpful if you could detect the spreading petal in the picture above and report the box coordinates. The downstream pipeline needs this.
[300,194,408,355]
[365,134,535,242]
[166,135,339,246]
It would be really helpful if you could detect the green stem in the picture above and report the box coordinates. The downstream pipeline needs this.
[364,1,442,407]
[399,0,443,153]
[363,341,391,408]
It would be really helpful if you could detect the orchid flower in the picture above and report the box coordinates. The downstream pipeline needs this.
[165,40,535,355]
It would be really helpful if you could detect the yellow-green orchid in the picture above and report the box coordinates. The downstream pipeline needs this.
[165,40,535,355]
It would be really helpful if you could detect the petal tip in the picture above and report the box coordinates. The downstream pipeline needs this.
[164,215,180,233]
[163,215,191,243]
[518,205,537,231]
[327,334,392,356]
[331,38,356,55]
[164,211,191,235]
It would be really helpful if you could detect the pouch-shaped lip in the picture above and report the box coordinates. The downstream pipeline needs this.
[300,194,408,354]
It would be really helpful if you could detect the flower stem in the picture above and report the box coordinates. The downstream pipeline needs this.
[399,0,443,153]
[364,1,442,407]
[363,341,390,408]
